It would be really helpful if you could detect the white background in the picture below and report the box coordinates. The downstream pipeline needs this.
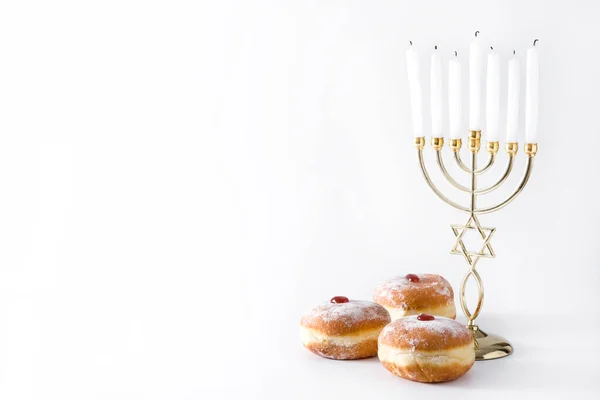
[0,0,599,399]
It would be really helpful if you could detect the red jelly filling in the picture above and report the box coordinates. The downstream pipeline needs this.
[405,273,420,282]
[330,296,349,304]
[417,313,435,321]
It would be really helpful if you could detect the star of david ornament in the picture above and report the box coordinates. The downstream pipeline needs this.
[450,214,496,266]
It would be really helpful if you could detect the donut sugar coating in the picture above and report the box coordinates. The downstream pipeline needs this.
[373,273,456,320]
[378,314,475,383]
[300,297,391,360]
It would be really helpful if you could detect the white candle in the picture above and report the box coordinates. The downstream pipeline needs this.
[469,32,484,131]
[485,47,500,141]
[430,46,443,137]
[506,51,520,142]
[406,42,423,137]
[448,51,462,139]
[526,40,540,143]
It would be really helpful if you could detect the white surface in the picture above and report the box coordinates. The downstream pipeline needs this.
[0,0,599,399]
[290,314,600,400]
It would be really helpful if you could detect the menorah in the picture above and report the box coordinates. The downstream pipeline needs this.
[414,131,537,361]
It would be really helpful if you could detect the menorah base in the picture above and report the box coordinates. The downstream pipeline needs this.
[470,325,513,360]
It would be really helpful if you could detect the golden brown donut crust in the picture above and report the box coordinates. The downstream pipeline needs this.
[373,274,454,311]
[304,339,378,360]
[380,360,473,383]
[379,315,473,351]
[300,300,391,336]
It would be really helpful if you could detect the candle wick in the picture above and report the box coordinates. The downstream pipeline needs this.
[475,30,479,37]
[513,50,516,55]
[490,46,494,51]
[409,40,412,46]
[434,45,437,50]
[533,39,539,46]
[454,50,457,57]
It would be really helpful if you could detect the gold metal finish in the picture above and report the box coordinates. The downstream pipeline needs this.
[417,149,469,212]
[451,215,496,265]
[474,156,534,215]
[525,143,538,157]
[474,153,495,175]
[487,141,499,154]
[505,142,518,155]
[414,137,425,150]
[450,138,462,152]
[431,137,444,150]
[470,326,513,360]
[437,151,512,195]
[436,150,469,192]
[468,130,481,153]
[474,156,514,195]
[415,130,539,361]
[453,151,471,172]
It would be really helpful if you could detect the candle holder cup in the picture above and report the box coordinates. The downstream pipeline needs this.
[415,131,537,360]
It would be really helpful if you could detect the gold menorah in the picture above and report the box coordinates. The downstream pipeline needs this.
[414,131,538,360]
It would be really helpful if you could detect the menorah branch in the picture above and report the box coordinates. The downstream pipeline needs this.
[415,136,536,216]
[436,150,470,192]
[416,145,470,213]
[474,152,496,174]
[437,147,515,195]
[453,151,471,173]
[451,140,498,174]
[477,142,500,174]
[474,156,535,215]
[474,155,515,195]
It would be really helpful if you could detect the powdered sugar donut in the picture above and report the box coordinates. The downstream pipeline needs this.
[373,274,456,320]
[300,297,391,360]
[378,314,475,382]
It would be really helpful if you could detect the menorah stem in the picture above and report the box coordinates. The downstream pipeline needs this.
[470,151,477,212]
[461,148,486,328]
[459,131,488,328]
